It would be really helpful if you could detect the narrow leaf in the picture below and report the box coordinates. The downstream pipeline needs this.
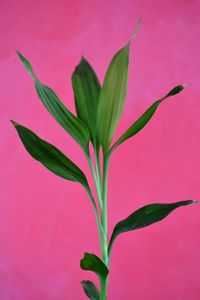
[72,56,101,146]
[16,51,36,79]
[97,18,141,152]
[80,253,109,279]
[109,84,185,153]
[17,52,90,154]
[81,280,100,300]
[11,120,89,187]
[108,200,197,255]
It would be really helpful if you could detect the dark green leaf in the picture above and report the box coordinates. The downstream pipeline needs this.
[97,18,141,152]
[108,200,197,255]
[109,84,185,153]
[166,84,186,97]
[80,253,109,279]
[11,120,89,187]
[81,280,100,300]
[72,56,101,147]
[17,51,90,154]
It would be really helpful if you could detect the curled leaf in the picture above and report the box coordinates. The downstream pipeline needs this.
[80,252,109,280]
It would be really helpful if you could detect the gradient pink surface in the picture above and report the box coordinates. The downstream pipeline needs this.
[1,0,200,299]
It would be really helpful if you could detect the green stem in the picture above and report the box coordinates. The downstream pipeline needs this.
[87,154,103,211]
[84,184,105,256]
[95,146,102,188]
[101,155,109,264]
[99,153,111,300]
[86,150,111,300]
[100,277,108,300]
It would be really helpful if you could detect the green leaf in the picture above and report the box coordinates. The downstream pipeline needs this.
[11,120,89,187]
[109,84,186,153]
[108,200,197,255]
[16,52,90,154]
[72,56,101,147]
[80,253,109,280]
[81,280,100,300]
[16,51,37,79]
[97,18,141,152]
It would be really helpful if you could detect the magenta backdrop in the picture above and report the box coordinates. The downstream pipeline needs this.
[1,0,200,299]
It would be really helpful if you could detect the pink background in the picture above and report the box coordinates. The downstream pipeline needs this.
[1,0,200,299]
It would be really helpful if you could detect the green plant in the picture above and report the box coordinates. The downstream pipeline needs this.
[12,18,197,300]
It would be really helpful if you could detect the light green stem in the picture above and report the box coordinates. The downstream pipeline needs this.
[86,150,111,300]
[99,153,110,300]
[87,155,103,211]
[100,277,107,300]
[84,184,105,257]
[101,155,109,264]
[95,146,102,189]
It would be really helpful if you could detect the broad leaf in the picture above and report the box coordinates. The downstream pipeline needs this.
[109,84,185,153]
[17,52,90,154]
[72,56,101,147]
[81,280,100,300]
[108,200,197,255]
[97,18,141,152]
[11,121,89,187]
[80,252,109,279]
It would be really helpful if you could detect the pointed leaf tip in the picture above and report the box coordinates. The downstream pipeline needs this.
[191,200,198,204]
[16,51,36,79]
[11,120,18,127]
[130,17,142,41]
[16,50,23,60]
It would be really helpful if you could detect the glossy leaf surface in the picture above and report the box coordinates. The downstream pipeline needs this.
[72,56,101,146]
[17,52,90,154]
[11,121,88,187]
[97,18,141,152]
[80,252,109,279]
[108,200,196,254]
[81,280,100,300]
[110,84,185,153]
